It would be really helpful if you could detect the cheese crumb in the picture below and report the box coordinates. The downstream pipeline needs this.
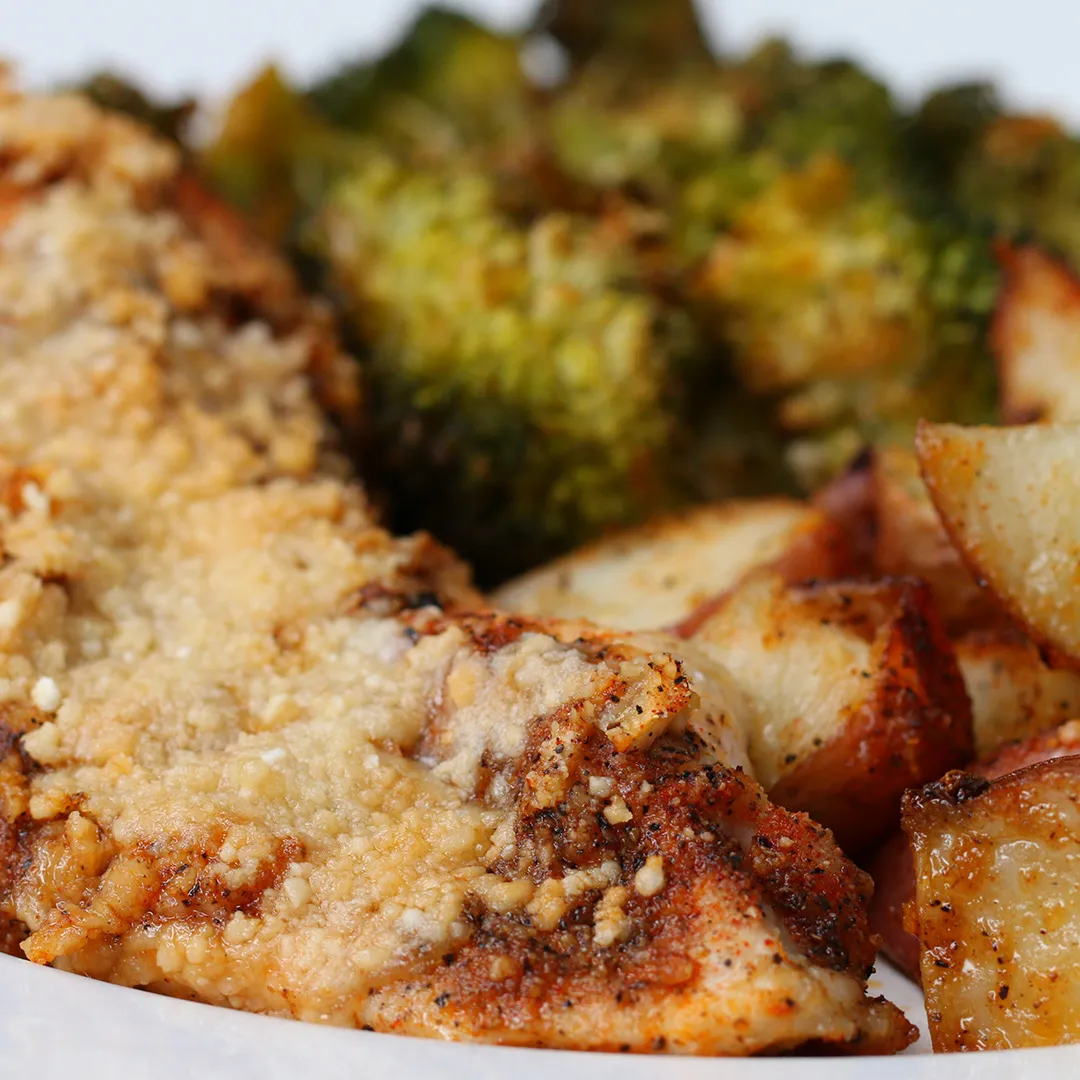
[20,482,50,515]
[489,955,517,980]
[0,600,22,630]
[282,875,312,910]
[602,795,633,825]
[526,878,568,931]
[31,676,62,713]
[634,855,666,898]
[588,775,614,797]
[593,885,631,947]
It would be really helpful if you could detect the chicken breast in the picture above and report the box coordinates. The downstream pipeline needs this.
[0,86,912,1055]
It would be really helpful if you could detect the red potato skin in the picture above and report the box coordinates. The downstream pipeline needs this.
[866,832,919,983]
[869,719,1080,984]
[811,450,877,572]
[767,579,974,855]
[817,447,1007,634]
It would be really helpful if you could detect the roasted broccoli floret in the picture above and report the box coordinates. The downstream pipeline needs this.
[78,72,195,143]
[547,39,904,267]
[307,7,534,163]
[907,84,1080,268]
[187,1,1056,565]
[534,0,712,75]
[903,82,1002,189]
[693,153,999,486]
[733,41,901,185]
[549,73,737,190]
[953,115,1080,267]
[199,66,362,246]
[316,154,701,580]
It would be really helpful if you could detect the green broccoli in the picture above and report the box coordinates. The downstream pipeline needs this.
[316,154,702,581]
[188,2,1052,566]
[692,153,999,487]
[732,41,901,185]
[907,83,1080,269]
[78,72,196,144]
[307,7,535,163]
[534,0,712,75]
[198,66,364,246]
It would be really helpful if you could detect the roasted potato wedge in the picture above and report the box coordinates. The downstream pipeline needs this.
[811,449,877,570]
[917,420,1080,668]
[493,499,851,631]
[689,573,973,852]
[993,244,1080,423]
[870,717,1080,985]
[872,446,1002,631]
[976,717,1080,778]
[819,445,1000,631]
[955,628,1080,755]
[904,758,1080,1051]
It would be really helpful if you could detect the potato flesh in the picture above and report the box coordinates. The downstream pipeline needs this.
[691,574,972,852]
[493,500,849,631]
[870,720,1080,985]
[872,447,996,631]
[955,630,1080,756]
[816,446,997,631]
[917,420,1080,668]
[904,759,1080,1051]
[993,244,1080,423]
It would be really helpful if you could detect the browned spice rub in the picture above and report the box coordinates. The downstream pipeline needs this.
[0,85,912,1055]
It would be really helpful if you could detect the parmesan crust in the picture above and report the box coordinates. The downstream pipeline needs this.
[0,88,912,1055]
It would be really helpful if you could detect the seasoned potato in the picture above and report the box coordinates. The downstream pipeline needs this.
[870,718,1080,985]
[917,420,1080,667]
[819,445,999,630]
[866,831,920,983]
[689,573,973,851]
[955,629,1080,755]
[904,758,1080,1051]
[811,448,877,569]
[871,446,1002,631]
[493,499,851,631]
[992,244,1080,423]
[976,717,1080,777]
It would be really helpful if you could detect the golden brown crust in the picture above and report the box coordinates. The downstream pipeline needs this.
[359,725,910,1053]
[903,759,1080,1051]
[916,420,1080,673]
[768,579,972,851]
[872,718,1080,990]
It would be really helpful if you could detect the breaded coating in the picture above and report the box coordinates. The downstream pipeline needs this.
[0,88,912,1055]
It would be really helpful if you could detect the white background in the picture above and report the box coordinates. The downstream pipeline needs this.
[4,0,1080,122]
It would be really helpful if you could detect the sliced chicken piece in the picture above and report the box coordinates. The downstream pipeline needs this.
[0,87,913,1056]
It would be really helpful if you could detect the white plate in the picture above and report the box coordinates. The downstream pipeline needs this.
[2,951,1078,1078]
[2,1,1079,1074]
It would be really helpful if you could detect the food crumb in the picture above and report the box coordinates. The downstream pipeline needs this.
[634,855,666,898]
[31,676,62,713]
